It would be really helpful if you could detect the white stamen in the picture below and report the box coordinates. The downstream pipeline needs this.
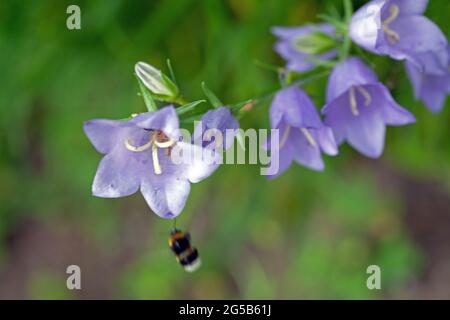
[357,86,372,106]
[124,138,153,152]
[382,5,400,44]
[300,128,317,147]
[154,139,175,148]
[349,87,359,116]
[124,131,175,175]
[279,124,291,149]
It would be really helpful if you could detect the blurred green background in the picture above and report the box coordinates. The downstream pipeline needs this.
[0,0,449,299]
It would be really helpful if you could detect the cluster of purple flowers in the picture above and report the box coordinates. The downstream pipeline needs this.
[84,0,448,218]
[270,0,448,177]
[350,0,449,112]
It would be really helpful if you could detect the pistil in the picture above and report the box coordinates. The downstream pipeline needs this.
[152,144,162,174]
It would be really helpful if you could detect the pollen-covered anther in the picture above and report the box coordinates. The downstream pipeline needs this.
[382,5,400,44]
[300,128,317,147]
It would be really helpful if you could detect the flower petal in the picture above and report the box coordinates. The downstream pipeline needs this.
[384,16,448,66]
[349,0,384,52]
[268,142,295,179]
[372,84,416,124]
[384,0,429,16]
[272,25,315,39]
[323,84,387,158]
[132,106,180,140]
[392,16,447,53]
[84,119,130,154]
[315,126,338,156]
[140,175,190,219]
[326,57,379,102]
[92,151,141,198]
[406,62,450,113]
[270,86,322,128]
[193,107,239,150]
[265,122,296,179]
[291,129,325,171]
[167,142,221,183]
[345,109,386,159]
[407,48,449,76]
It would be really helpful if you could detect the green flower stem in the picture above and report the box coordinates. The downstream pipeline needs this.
[339,0,353,61]
[227,67,331,120]
[286,65,333,86]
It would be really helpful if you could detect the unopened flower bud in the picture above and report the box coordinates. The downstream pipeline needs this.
[292,31,336,55]
[135,61,180,102]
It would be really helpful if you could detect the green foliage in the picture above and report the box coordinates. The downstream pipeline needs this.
[28,271,74,300]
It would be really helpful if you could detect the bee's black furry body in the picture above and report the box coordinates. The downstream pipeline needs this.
[168,229,201,272]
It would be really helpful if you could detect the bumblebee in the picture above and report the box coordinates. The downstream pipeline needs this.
[168,229,201,272]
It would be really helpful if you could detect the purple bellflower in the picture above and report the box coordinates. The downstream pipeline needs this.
[322,57,416,158]
[349,0,448,75]
[405,48,450,113]
[272,24,337,72]
[193,107,240,150]
[84,106,219,219]
[268,86,338,178]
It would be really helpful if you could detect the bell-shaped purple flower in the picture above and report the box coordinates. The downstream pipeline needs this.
[193,107,239,150]
[272,24,337,72]
[84,106,219,219]
[405,52,450,113]
[268,86,338,178]
[350,0,448,75]
[322,57,416,158]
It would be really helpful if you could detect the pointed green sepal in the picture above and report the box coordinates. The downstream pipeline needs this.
[201,82,223,108]
[136,75,157,112]
[176,100,206,115]
[293,31,336,55]
[135,61,181,104]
